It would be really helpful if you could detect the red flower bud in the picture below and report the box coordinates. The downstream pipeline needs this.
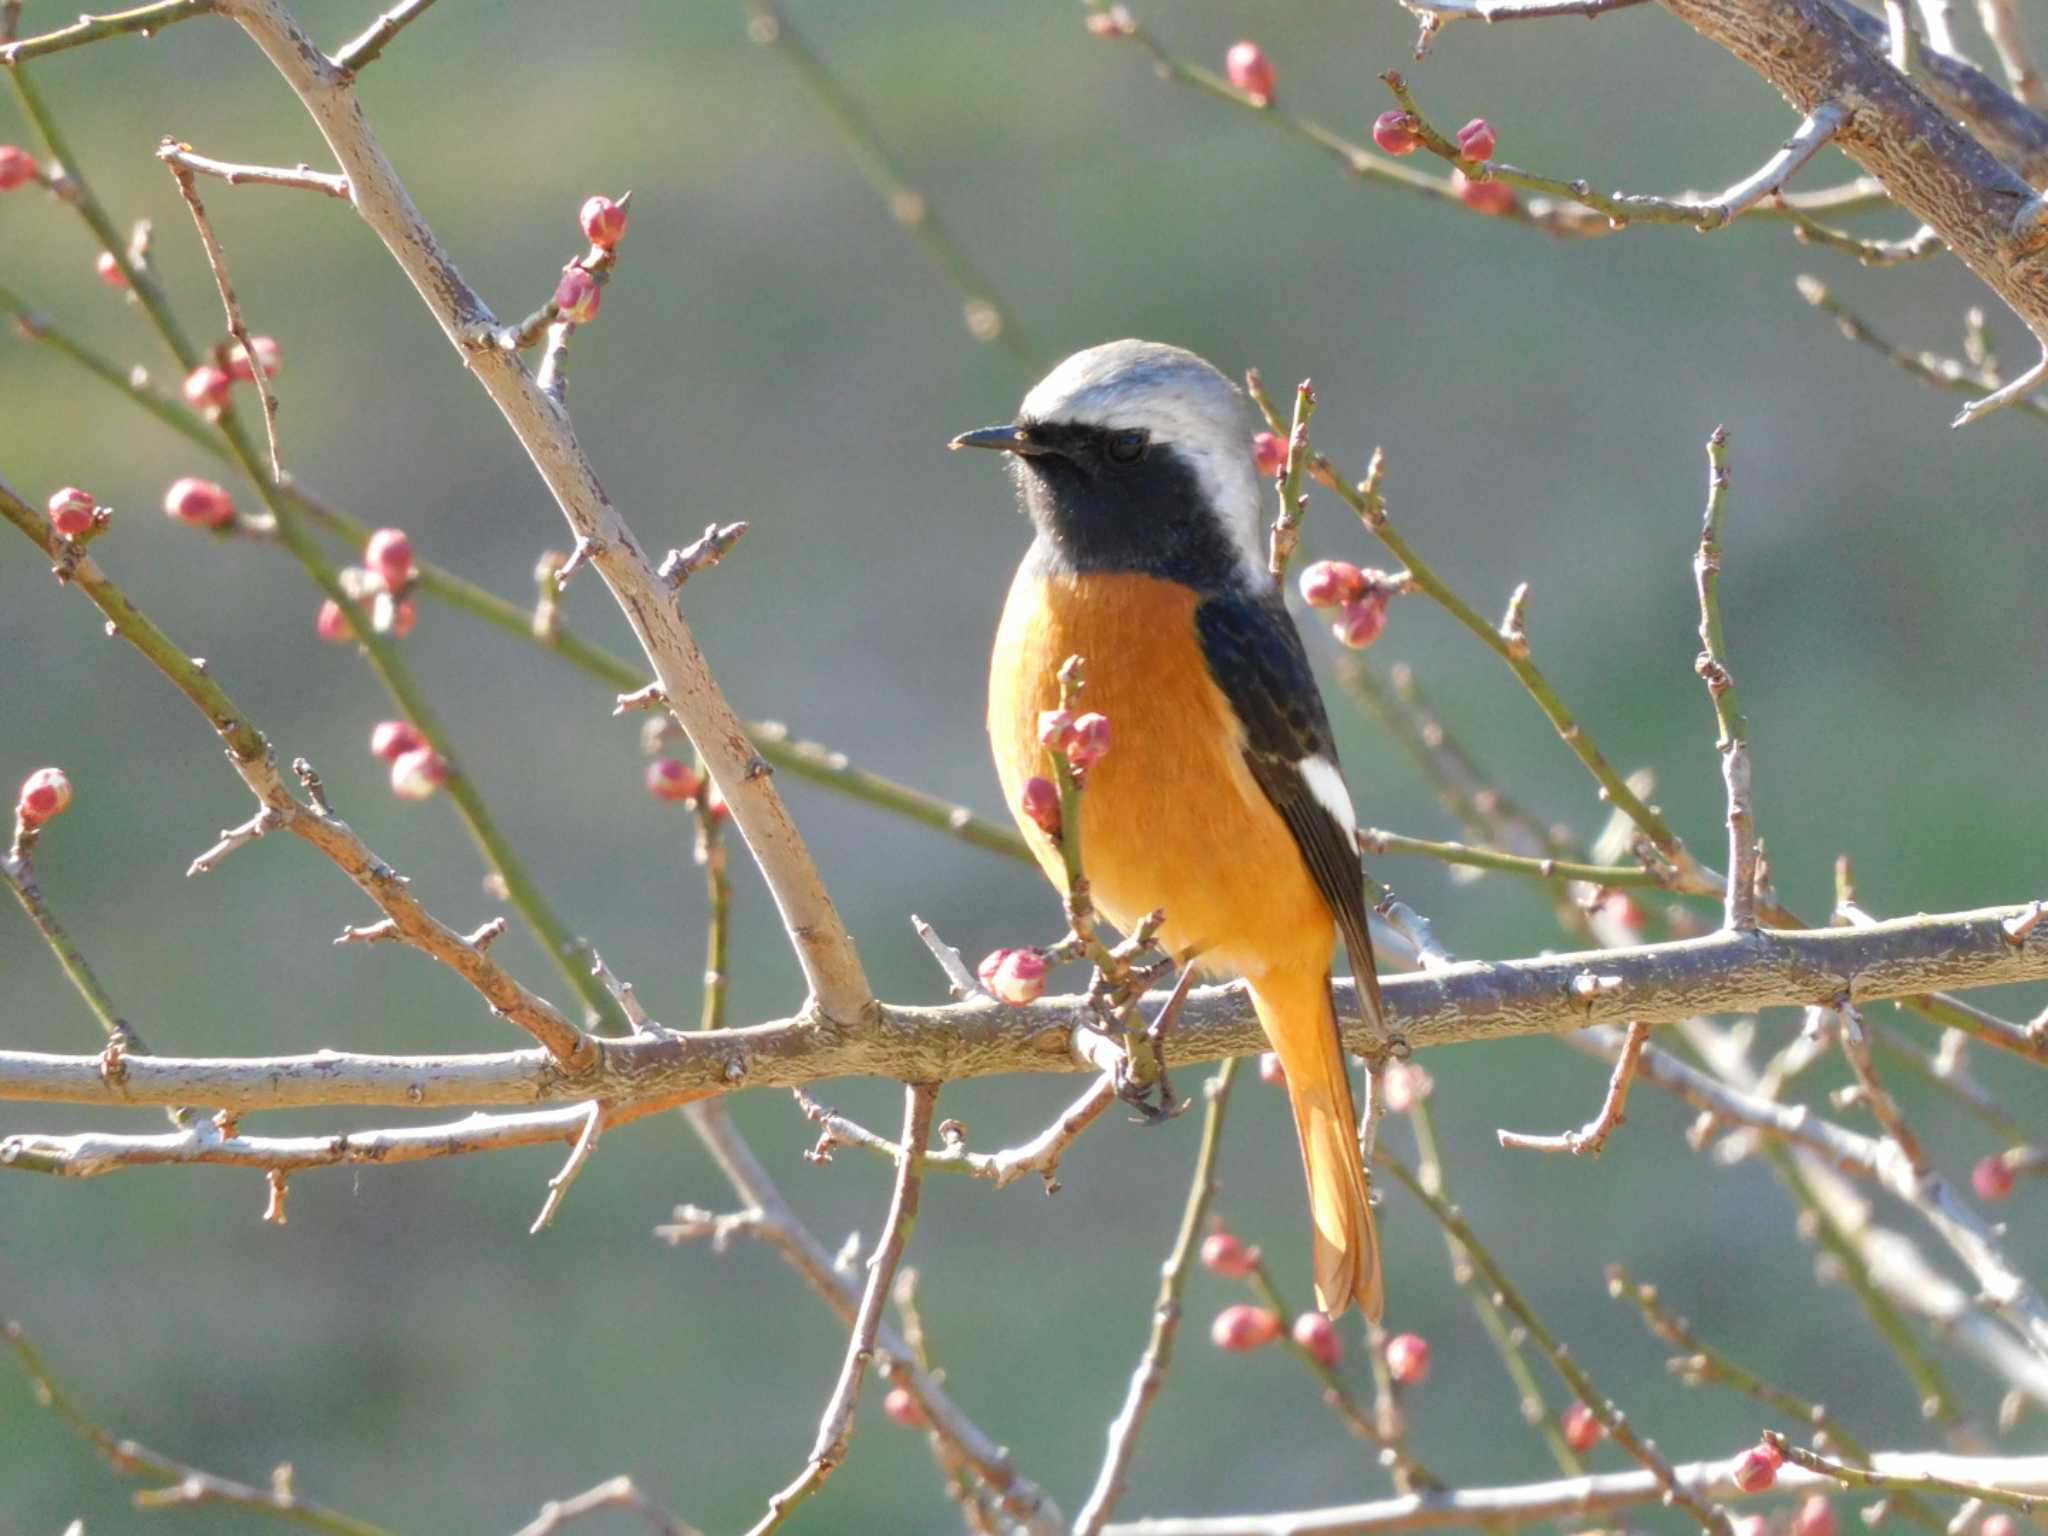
[183,364,231,414]
[1199,1230,1260,1278]
[882,1386,927,1428]
[977,947,1048,1006]
[1210,1304,1283,1351]
[1259,1051,1286,1085]
[163,476,235,528]
[646,757,701,802]
[1065,712,1112,772]
[1019,775,1062,837]
[17,767,71,827]
[1731,1440,1782,1493]
[1561,1402,1603,1453]
[389,746,448,800]
[580,195,628,249]
[1792,1494,1838,1536]
[1973,1153,2016,1201]
[95,251,129,288]
[316,598,356,643]
[1299,559,1366,609]
[1225,41,1275,102]
[1454,168,1517,217]
[1372,110,1420,156]
[1253,430,1287,477]
[0,145,37,191]
[227,335,280,382]
[1036,709,1075,751]
[370,721,424,763]
[1332,592,1388,650]
[364,527,415,591]
[1385,1331,1430,1385]
[1293,1310,1343,1366]
[554,266,601,324]
[46,487,97,538]
[1455,117,1497,161]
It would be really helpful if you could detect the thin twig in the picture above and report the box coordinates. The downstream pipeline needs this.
[156,141,349,197]
[1795,276,2048,421]
[332,0,439,73]
[0,0,214,63]
[1497,1020,1649,1154]
[1767,1431,2042,1511]
[510,1475,702,1536]
[1693,427,1756,930]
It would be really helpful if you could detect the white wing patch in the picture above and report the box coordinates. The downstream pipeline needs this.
[1298,755,1357,842]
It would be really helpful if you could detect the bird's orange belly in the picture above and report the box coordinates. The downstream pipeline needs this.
[988,564,1334,982]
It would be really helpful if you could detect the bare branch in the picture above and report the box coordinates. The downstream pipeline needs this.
[1497,1019,1648,1154]
[511,1476,702,1536]
[332,0,439,73]
[156,141,349,197]
[1692,427,1756,930]
[0,0,214,64]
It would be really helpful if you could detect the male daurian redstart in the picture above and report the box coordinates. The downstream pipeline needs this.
[957,339,1386,1318]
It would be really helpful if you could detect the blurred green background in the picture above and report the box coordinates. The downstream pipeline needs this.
[4,0,2046,1530]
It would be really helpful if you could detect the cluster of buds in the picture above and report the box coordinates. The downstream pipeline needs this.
[181,335,281,419]
[1384,1330,1430,1385]
[163,476,235,529]
[1038,708,1111,776]
[320,528,419,642]
[645,756,730,821]
[1224,41,1275,104]
[1730,1437,1783,1493]
[368,720,446,801]
[0,145,39,191]
[976,946,1048,1006]
[16,768,71,830]
[45,486,103,541]
[1298,560,1394,651]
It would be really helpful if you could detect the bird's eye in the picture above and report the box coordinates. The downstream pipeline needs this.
[1106,429,1149,464]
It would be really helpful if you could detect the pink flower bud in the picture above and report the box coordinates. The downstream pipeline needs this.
[1253,430,1287,477]
[1731,1441,1781,1493]
[183,364,231,414]
[1982,1517,2021,1536]
[17,767,71,826]
[0,145,37,191]
[1332,592,1389,650]
[1381,1059,1433,1113]
[1385,1331,1430,1385]
[315,598,356,643]
[227,335,280,381]
[46,487,97,538]
[1210,1304,1283,1351]
[95,250,129,288]
[554,266,600,324]
[977,947,1048,1006]
[1019,775,1062,837]
[370,720,424,762]
[580,195,628,249]
[1299,559,1366,609]
[882,1386,927,1428]
[1792,1495,1838,1536]
[389,746,447,800]
[1454,168,1517,217]
[364,527,415,591]
[1036,709,1075,751]
[1225,41,1275,102]
[1259,1051,1286,1085]
[1065,712,1112,772]
[1199,1231,1260,1278]
[646,757,701,802]
[1973,1153,2016,1201]
[1372,110,1420,156]
[163,476,234,528]
[1455,117,1497,161]
[1561,1402,1603,1452]
[1293,1310,1343,1366]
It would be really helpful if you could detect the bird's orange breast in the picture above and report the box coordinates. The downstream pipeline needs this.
[987,563,1334,982]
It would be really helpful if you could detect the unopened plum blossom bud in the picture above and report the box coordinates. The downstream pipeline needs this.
[1454,168,1517,217]
[1981,1516,2021,1536]
[370,720,424,762]
[1019,775,1062,837]
[1259,1051,1286,1085]
[364,527,415,591]
[977,947,1048,1005]
[1200,1230,1260,1277]
[1299,559,1365,609]
[1293,1311,1343,1366]
[1225,41,1275,102]
[1385,1332,1430,1385]
[227,335,280,381]
[1253,430,1287,476]
[1731,1440,1782,1493]
[17,768,71,827]
[1381,1058,1433,1113]
[882,1387,927,1428]
[95,250,129,288]
[1332,592,1389,650]
[1065,712,1112,772]
[389,745,447,800]
[1973,1153,2016,1200]
[163,476,234,528]
[1792,1494,1838,1536]
[580,195,628,249]
[554,266,600,324]
[46,487,97,538]
[1456,117,1497,161]
[0,145,37,191]
[183,364,231,414]
[316,599,355,644]
[1372,110,1420,156]
[1561,1402,1603,1452]
[646,757,701,802]
[1210,1304,1282,1351]
[1037,709,1075,751]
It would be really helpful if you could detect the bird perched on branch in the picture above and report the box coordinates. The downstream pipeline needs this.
[958,339,1387,1318]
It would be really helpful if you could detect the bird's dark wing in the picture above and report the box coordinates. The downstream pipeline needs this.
[1194,589,1384,1028]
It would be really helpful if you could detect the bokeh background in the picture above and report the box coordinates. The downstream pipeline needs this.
[4,0,2046,1529]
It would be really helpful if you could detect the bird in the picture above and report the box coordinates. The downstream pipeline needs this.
[956,338,1387,1319]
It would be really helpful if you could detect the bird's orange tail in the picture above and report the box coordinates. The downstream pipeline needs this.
[1249,969,1383,1320]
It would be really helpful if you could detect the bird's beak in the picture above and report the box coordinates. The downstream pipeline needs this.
[949,423,1048,455]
